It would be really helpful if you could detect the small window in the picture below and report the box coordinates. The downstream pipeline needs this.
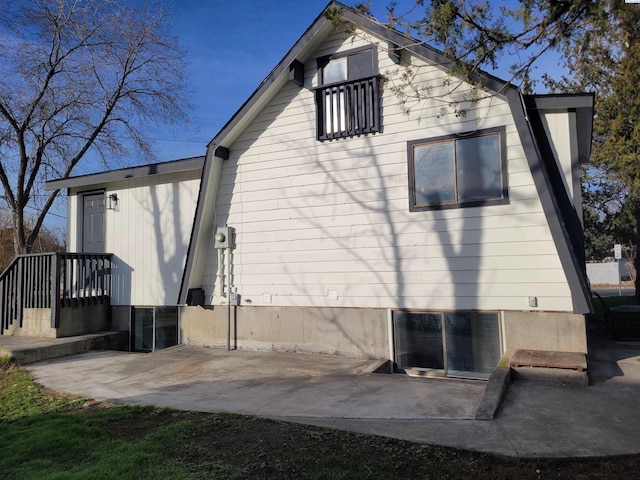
[315,48,380,141]
[318,49,375,85]
[131,306,178,352]
[407,127,508,210]
[323,57,347,84]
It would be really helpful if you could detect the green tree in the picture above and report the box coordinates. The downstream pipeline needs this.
[553,1,640,293]
[0,0,189,255]
[582,168,636,265]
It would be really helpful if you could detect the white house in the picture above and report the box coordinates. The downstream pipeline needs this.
[46,156,204,349]
[47,2,594,379]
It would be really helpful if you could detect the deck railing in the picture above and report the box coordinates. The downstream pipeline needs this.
[315,75,381,141]
[0,252,112,334]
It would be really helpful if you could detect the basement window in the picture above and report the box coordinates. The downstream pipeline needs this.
[131,306,178,352]
[393,310,501,379]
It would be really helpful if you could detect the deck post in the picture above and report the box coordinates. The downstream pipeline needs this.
[50,254,61,329]
[16,257,23,327]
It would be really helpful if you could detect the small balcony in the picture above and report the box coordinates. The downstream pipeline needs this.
[315,75,381,141]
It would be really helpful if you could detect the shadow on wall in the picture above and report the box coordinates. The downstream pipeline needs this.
[109,256,133,307]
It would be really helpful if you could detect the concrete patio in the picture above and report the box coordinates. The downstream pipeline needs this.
[2,331,638,458]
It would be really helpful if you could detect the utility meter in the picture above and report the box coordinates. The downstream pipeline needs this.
[214,226,234,249]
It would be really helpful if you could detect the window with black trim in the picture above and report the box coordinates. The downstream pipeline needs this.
[315,48,381,141]
[407,126,508,211]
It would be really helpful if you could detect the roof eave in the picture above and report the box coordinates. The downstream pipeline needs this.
[45,156,205,191]
[525,93,595,164]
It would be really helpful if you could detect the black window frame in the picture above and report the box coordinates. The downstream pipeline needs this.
[317,46,377,85]
[407,126,508,211]
[314,47,381,141]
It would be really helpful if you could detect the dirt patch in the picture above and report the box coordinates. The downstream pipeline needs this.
[157,411,640,479]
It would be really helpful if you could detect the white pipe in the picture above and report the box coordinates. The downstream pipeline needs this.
[217,248,225,298]
[387,308,394,373]
[227,246,231,350]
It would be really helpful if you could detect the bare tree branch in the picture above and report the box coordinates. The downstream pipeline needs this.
[0,0,191,253]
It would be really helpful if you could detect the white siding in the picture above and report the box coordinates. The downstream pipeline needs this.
[539,110,583,224]
[70,170,200,306]
[202,26,572,313]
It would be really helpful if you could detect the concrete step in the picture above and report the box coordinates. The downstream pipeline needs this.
[0,331,128,364]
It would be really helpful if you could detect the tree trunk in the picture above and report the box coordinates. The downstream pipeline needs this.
[634,206,640,304]
[12,208,30,255]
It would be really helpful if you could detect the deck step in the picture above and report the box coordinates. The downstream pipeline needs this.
[509,349,587,371]
[509,349,588,386]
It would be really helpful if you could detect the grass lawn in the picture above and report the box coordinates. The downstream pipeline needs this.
[590,294,636,320]
[1,358,640,479]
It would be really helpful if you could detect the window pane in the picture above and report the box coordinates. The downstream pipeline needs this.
[323,57,347,84]
[455,134,502,201]
[414,142,455,204]
[348,50,373,78]
[132,307,153,352]
[393,312,444,370]
[444,312,500,377]
[155,306,178,350]
[324,87,346,134]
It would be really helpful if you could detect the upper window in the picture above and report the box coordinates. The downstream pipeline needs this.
[319,49,375,84]
[407,127,508,211]
[315,48,380,141]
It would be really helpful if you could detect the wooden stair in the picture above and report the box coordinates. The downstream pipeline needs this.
[509,349,588,386]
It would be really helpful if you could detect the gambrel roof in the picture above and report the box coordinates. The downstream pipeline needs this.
[180,1,594,313]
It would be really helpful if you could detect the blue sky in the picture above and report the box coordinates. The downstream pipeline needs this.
[142,0,564,162]
[152,0,337,161]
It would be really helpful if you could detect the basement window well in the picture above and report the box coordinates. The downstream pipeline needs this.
[131,306,179,352]
[393,310,501,379]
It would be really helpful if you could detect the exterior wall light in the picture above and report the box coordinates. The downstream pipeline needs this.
[107,193,119,211]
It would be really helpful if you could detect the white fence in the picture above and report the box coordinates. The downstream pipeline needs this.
[587,261,634,286]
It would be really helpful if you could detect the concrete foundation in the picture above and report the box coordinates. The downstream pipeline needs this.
[111,306,131,332]
[4,309,56,338]
[180,305,389,359]
[57,304,110,337]
[3,304,110,338]
[503,311,587,354]
[180,307,588,361]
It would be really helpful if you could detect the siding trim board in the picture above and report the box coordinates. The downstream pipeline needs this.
[512,92,592,313]
[178,150,224,304]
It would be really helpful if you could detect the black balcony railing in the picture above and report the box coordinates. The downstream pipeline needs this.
[315,75,381,141]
